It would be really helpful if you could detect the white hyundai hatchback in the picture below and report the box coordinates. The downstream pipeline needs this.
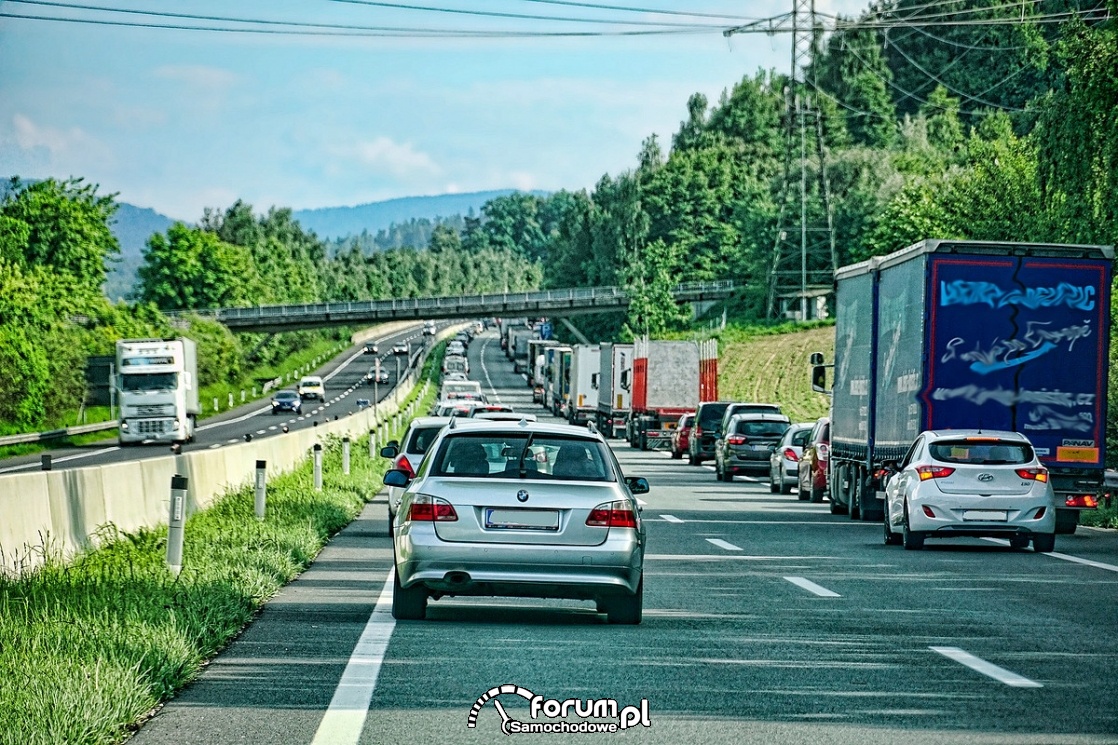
[883,430,1056,552]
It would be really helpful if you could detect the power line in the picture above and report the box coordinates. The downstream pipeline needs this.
[326,0,732,29]
[514,0,759,22]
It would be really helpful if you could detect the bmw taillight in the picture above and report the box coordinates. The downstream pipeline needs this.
[917,465,956,481]
[1015,468,1048,483]
[395,454,415,479]
[407,495,458,522]
[586,500,638,529]
[783,448,799,462]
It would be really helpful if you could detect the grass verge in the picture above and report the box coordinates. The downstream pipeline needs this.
[0,346,444,745]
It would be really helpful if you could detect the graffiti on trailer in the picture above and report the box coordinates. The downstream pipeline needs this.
[930,385,1096,409]
[940,320,1092,374]
[939,280,1096,311]
[1022,406,1094,433]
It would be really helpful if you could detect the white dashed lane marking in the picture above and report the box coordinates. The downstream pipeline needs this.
[660,515,684,524]
[784,576,841,597]
[706,538,743,552]
[930,647,1042,688]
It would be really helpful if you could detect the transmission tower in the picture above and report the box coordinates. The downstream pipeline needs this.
[766,0,836,321]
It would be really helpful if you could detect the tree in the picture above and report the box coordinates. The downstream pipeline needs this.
[1,177,120,287]
[138,223,255,310]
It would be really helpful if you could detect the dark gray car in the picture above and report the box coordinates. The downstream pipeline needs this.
[715,413,791,481]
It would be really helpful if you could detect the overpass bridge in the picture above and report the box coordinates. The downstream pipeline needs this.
[177,280,735,333]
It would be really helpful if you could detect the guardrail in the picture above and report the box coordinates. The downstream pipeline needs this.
[0,420,119,448]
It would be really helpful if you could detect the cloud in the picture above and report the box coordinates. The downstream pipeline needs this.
[153,65,240,90]
[10,113,114,168]
[350,136,440,178]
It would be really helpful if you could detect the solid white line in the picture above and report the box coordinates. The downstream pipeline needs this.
[196,405,272,431]
[0,445,121,474]
[644,554,833,561]
[706,538,743,552]
[930,646,1042,688]
[310,572,396,745]
[478,336,502,404]
[981,538,1118,573]
[784,576,841,598]
[660,514,684,524]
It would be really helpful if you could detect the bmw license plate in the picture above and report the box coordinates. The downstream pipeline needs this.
[962,510,1008,522]
[485,508,559,531]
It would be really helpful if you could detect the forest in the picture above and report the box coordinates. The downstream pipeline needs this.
[0,0,1114,448]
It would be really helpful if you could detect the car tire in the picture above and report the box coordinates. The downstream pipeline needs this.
[1032,533,1056,553]
[1009,535,1029,550]
[391,569,427,620]
[883,514,902,545]
[780,480,793,495]
[809,484,824,504]
[769,473,780,494]
[724,468,735,482]
[797,482,809,501]
[902,509,925,551]
[688,451,698,466]
[602,579,643,625]
[671,448,682,460]
[387,509,395,537]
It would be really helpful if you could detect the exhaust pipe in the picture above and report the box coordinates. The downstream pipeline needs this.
[444,571,471,585]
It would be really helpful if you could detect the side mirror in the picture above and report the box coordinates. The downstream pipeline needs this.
[626,476,650,495]
[811,364,829,394]
[380,445,399,458]
[383,469,410,487]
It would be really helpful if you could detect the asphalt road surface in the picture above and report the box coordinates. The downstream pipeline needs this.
[127,330,1118,745]
[0,323,436,475]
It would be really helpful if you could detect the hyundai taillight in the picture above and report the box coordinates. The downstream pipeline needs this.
[395,454,416,479]
[783,448,799,462]
[407,495,458,522]
[1065,494,1098,508]
[727,435,747,446]
[917,465,956,481]
[586,500,638,529]
[1015,468,1048,483]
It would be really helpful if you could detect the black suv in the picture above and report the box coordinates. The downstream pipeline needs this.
[688,401,732,465]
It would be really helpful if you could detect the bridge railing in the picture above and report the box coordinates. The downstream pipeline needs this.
[174,281,733,326]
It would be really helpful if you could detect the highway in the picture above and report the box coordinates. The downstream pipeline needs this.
[0,323,436,475]
[125,331,1118,744]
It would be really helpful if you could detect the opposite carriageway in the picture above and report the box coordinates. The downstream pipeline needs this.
[173,281,736,333]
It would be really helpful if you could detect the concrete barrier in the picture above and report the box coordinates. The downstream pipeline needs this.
[0,323,461,576]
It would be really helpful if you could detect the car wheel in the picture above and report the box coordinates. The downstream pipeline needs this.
[724,468,734,482]
[391,569,427,620]
[780,480,793,495]
[602,579,642,625]
[387,508,395,537]
[797,480,809,501]
[671,448,682,460]
[809,484,824,504]
[688,451,699,466]
[1009,535,1029,550]
[902,507,925,550]
[1032,533,1056,553]
[769,471,780,494]
[883,514,902,545]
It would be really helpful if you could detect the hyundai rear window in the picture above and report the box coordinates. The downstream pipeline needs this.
[929,441,1033,465]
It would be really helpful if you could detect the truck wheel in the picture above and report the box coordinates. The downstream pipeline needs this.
[829,498,847,515]
[392,569,428,621]
[902,508,924,550]
[1032,533,1056,553]
[639,433,648,451]
[1054,509,1079,535]
[848,489,861,519]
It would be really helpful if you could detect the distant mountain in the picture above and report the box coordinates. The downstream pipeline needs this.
[106,203,177,301]
[293,189,546,240]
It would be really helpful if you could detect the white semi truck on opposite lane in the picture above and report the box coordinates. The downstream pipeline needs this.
[116,337,199,445]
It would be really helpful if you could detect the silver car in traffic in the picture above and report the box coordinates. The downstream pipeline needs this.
[883,430,1056,552]
[383,420,648,623]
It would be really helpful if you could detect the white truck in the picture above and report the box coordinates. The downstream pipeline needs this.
[567,344,601,426]
[595,343,633,439]
[116,337,199,445]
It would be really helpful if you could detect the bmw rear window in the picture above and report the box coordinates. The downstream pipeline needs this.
[431,433,615,481]
[929,440,1033,465]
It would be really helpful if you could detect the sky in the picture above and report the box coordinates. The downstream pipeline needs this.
[0,0,867,222]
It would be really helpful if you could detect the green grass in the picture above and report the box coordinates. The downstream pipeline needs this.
[1080,500,1118,529]
[0,346,445,745]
